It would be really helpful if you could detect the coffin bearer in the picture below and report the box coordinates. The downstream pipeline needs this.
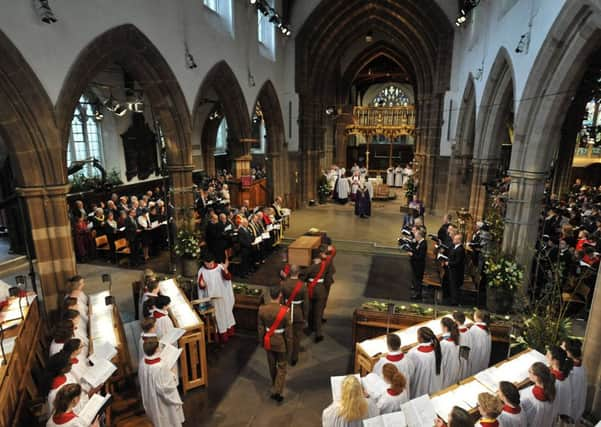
[280,265,309,366]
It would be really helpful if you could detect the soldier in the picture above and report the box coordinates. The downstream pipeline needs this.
[280,264,309,366]
[300,247,331,343]
[258,286,292,402]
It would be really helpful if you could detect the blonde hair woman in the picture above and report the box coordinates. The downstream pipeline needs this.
[322,375,379,427]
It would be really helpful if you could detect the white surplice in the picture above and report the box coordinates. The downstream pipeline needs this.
[521,385,559,427]
[552,371,573,417]
[372,352,414,398]
[336,174,350,199]
[407,342,443,398]
[568,363,586,422]
[457,325,472,380]
[49,339,65,356]
[197,264,236,334]
[374,389,409,414]
[138,332,158,360]
[497,405,528,427]
[440,335,461,388]
[394,167,403,187]
[322,399,379,427]
[46,412,87,427]
[152,308,175,339]
[138,357,185,427]
[386,168,394,186]
[468,323,491,375]
[47,373,89,416]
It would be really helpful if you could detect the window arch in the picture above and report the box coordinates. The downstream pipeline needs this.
[371,85,410,107]
[67,95,104,177]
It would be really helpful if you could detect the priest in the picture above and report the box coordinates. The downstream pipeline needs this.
[197,253,236,343]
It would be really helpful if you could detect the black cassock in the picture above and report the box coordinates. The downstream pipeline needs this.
[354,187,371,217]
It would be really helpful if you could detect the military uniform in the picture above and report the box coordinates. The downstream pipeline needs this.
[258,302,292,396]
[300,262,328,339]
[281,277,309,363]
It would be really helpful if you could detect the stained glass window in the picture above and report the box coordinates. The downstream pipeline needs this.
[371,85,410,107]
[67,95,103,177]
[215,118,228,155]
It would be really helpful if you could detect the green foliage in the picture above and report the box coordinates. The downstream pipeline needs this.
[404,177,415,201]
[484,254,524,290]
[173,228,201,259]
[232,283,263,296]
[513,313,573,354]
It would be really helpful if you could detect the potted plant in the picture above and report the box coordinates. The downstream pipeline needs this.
[484,254,523,314]
[404,177,415,205]
[173,229,201,277]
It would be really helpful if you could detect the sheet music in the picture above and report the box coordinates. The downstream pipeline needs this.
[330,374,360,402]
[224,224,232,232]
[78,393,111,425]
[252,236,263,245]
[475,368,501,392]
[160,343,182,369]
[159,327,186,345]
[359,337,386,357]
[454,380,492,408]
[363,412,407,427]
[89,341,117,363]
[267,224,273,231]
[82,358,117,388]
[261,232,270,239]
[401,395,437,427]
[362,373,387,399]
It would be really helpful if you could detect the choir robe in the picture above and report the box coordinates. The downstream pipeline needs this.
[321,399,379,427]
[336,176,350,201]
[138,291,156,319]
[568,363,586,422]
[407,342,443,397]
[47,373,89,415]
[551,369,572,417]
[196,264,236,334]
[521,385,559,427]
[468,323,491,375]
[440,335,461,388]
[475,418,501,427]
[49,340,65,356]
[46,412,87,427]
[138,332,159,359]
[372,352,414,397]
[152,309,175,339]
[497,404,528,427]
[386,168,394,186]
[457,325,472,380]
[394,167,403,187]
[69,357,88,388]
[138,357,185,427]
[374,388,409,414]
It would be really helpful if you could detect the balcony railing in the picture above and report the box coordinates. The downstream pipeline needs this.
[346,106,416,138]
[573,145,601,167]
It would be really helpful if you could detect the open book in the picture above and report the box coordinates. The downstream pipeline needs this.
[159,328,186,346]
[160,343,183,369]
[82,358,117,389]
[362,373,387,399]
[78,393,112,425]
[401,395,437,427]
[363,411,407,427]
[330,374,360,402]
[88,341,117,365]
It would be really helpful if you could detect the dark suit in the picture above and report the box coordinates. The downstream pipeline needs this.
[410,239,427,297]
[448,243,465,305]
[205,221,227,263]
[125,216,140,265]
[237,226,252,276]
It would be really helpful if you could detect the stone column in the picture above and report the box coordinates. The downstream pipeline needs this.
[468,158,501,220]
[583,267,601,419]
[204,146,216,176]
[167,164,195,224]
[444,153,472,213]
[17,184,77,312]
[502,169,546,269]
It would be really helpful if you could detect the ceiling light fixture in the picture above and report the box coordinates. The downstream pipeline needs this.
[34,0,57,24]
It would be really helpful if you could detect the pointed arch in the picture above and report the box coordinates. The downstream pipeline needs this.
[55,24,192,167]
[455,74,477,157]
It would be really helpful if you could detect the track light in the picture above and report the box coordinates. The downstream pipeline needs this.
[455,0,480,28]
[249,0,257,4]
[365,31,374,43]
[325,106,337,116]
[35,0,57,24]
[515,32,530,54]
[185,50,197,69]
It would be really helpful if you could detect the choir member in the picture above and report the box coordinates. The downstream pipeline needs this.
[547,345,574,423]
[138,317,159,360]
[386,167,394,187]
[59,339,86,384]
[50,320,76,356]
[446,234,465,306]
[497,381,528,427]
[394,165,403,187]
[197,255,236,343]
[407,327,442,397]
[322,375,379,427]
[475,392,503,427]
[521,362,559,426]
[46,353,89,416]
[373,364,409,414]
[434,406,473,427]
[151,295,175,339]
[66,276,89,311]
[468,309,491,375]
[62,309,88,347]
[452,311,472,380]
[46,384,100,427]
[138,339,185,427]
[372,333,413,395]
[138,274,159,320]
[62,297,88,331]
[439,317,461,388]
[562,338,586,424]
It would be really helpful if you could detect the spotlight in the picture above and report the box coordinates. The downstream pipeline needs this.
[185,50,197,69]
[269,14,279,24]
[325,106,337,116]
[113,104,128,117]
[127,100,144,112]
[249,0,257,4]
[365,31,374,43]
[515,32,530,54]
[35,0,57,24]
[94,109,104,121]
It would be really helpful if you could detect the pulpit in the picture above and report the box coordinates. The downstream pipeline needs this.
[228,178,269,207]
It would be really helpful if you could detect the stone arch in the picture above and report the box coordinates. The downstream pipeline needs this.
[192,60,252,175]
[296,0,453,203]
[445,74,476,212]
[502,0,601,262]
[0,30,76,311]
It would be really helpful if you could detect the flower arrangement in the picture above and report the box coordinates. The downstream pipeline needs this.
[484,255,523,290]
[404,177,415,202]
[318,183,330,203]
[173,229,201,259]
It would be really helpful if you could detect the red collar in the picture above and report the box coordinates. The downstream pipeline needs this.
[386,353,404,362]
[417,343,434,353]
[573,360,582,367]
[53,412,77,424]
[51,375,67,390]
[153,310,166,319]
[54,339,66,344]
[387,388,401,396]
[476,323,488,331]
[478,419,499,427]
[532,385,548,401]
[142,334,157,341]
[70,358,78,364]
[144,357,161,365]
[551,369,566,381]
[503,404,521,414]
[459,327,468,333]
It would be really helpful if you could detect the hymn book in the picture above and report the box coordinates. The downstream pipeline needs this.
[82,358,117,389]
[78,393,112,425]
[401,395,437,427]
[160,343,183,369]
[362,373,387,399]
[89,341,118,365]
[330,374,360,402]
[363,411,407,427]
[159,327,186,346]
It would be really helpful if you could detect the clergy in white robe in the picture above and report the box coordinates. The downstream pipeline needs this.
[349,173,361,200]
[151,295,175,339]
[394,166,403,187]
[563,338,586,423]
[139,340,185,427]
[322,376,379,427]
[468,311,492,375]
[407,327,443,397]
[197,259,236,341]
[403,165,414,187]
[520,363,559,427]
[386,167,394,186]
[335,169,350,202]
[497,381,528,427]
[372,334,414,397]
[439,318,461,388]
